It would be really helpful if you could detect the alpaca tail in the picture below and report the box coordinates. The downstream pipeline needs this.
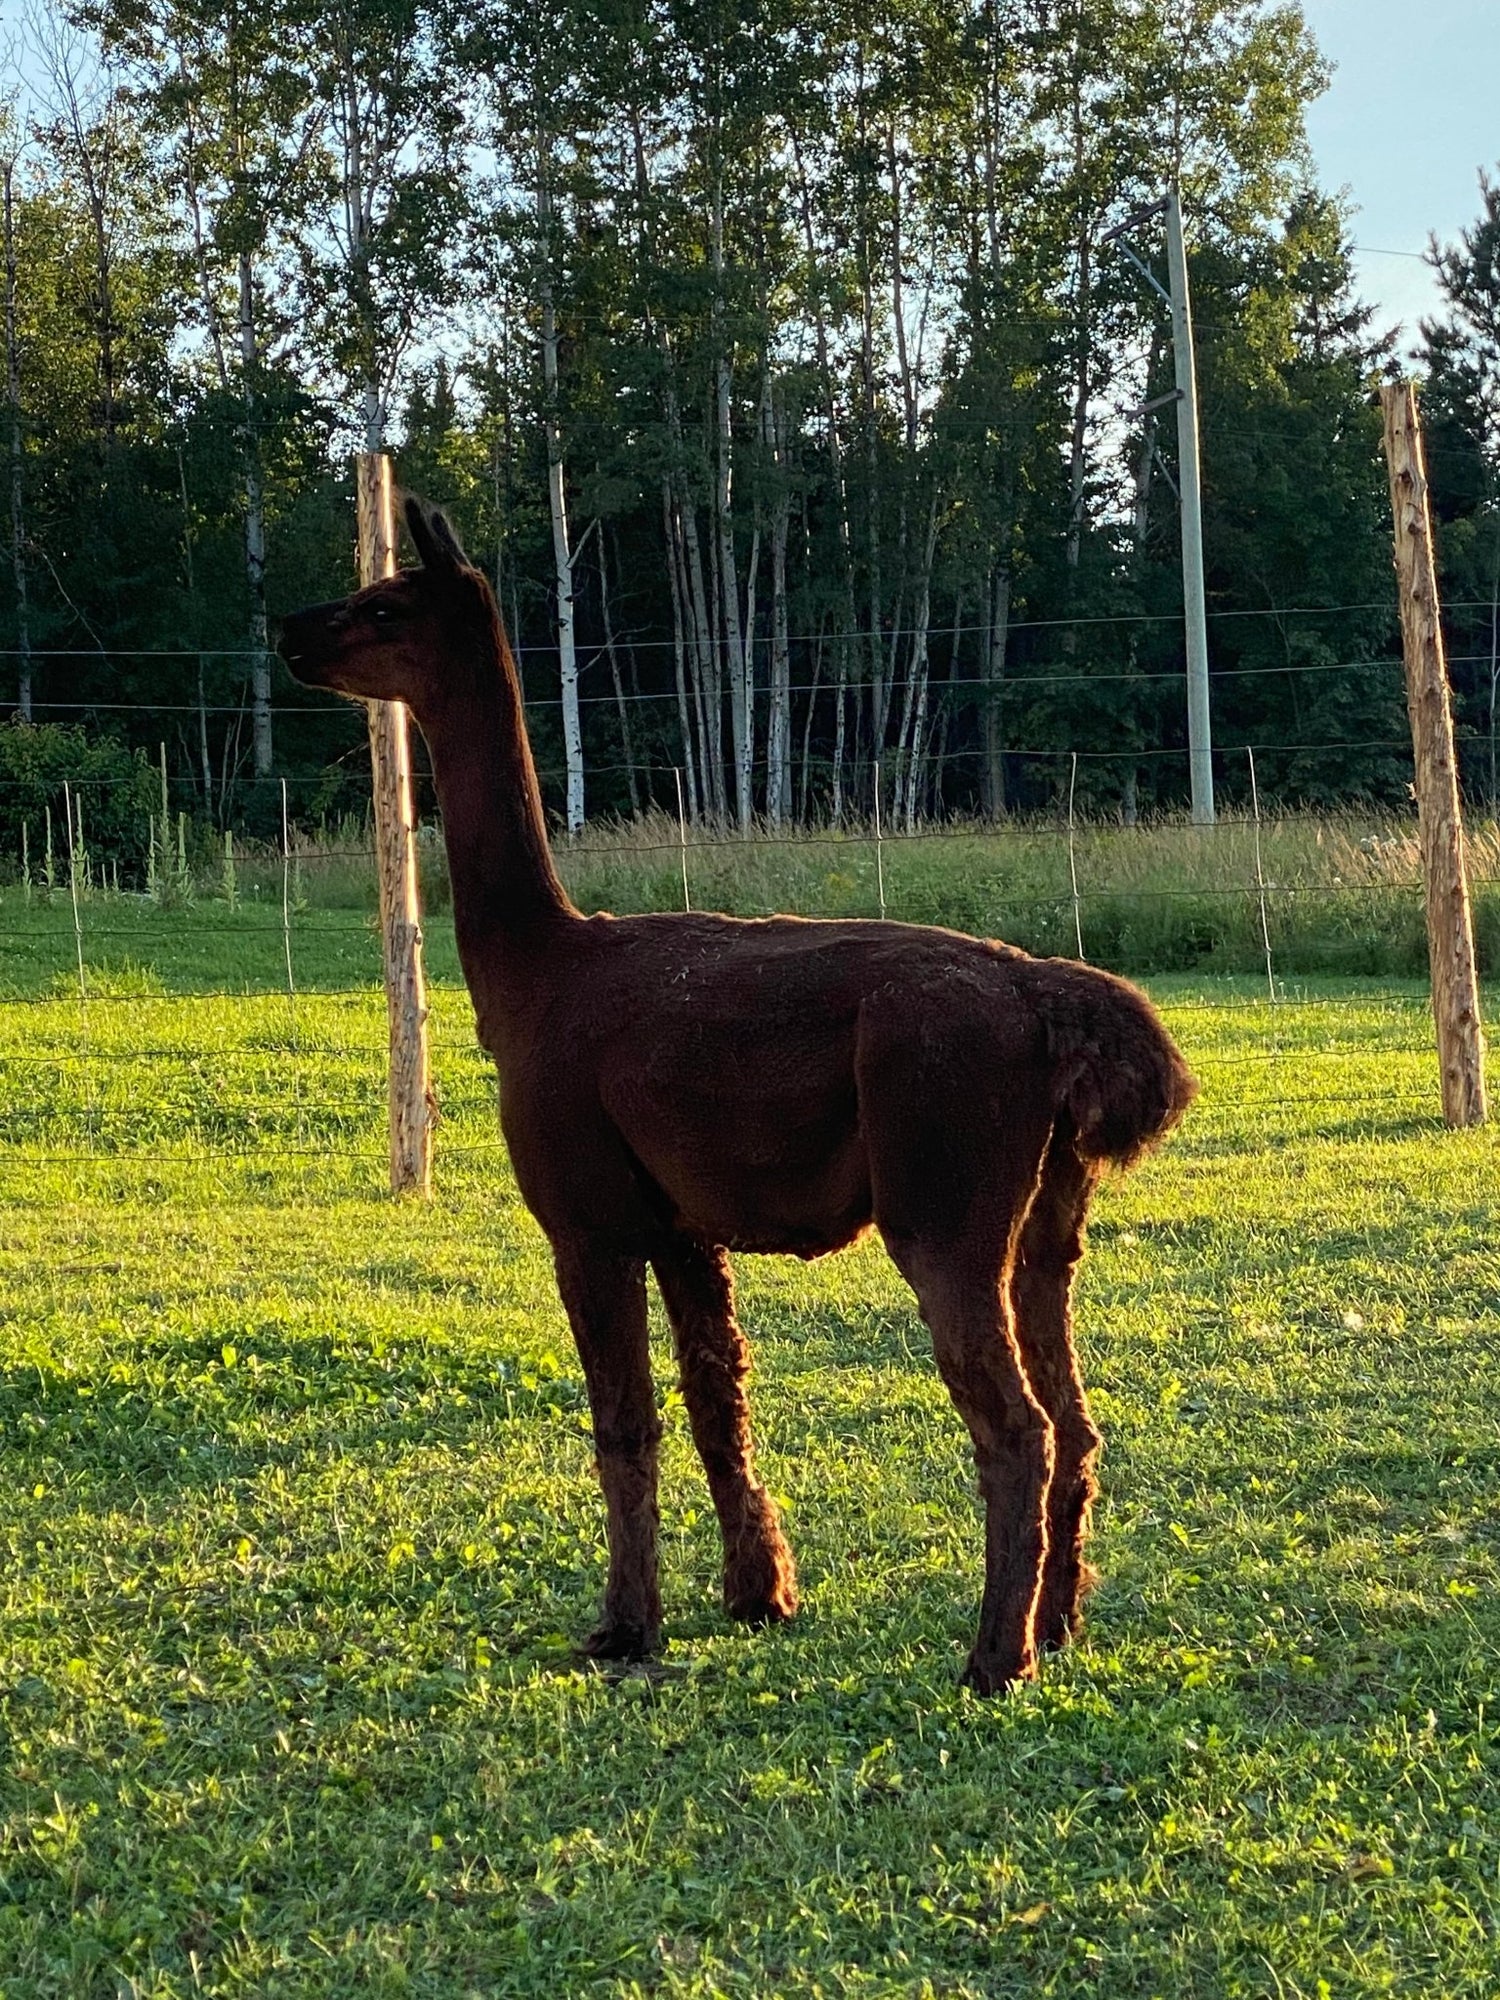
[1025,959,1198,1168]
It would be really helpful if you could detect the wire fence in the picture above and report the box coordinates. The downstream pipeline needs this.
[1,745,1489,1191]
[7,586,1498,1186]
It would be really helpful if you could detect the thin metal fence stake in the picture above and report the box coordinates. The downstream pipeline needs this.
[62,780,86,1003]
[873,765,888,921]
[1067,751,1085,959]
[281,776,305,1150]
[673,766,692,912]
[1247,747,1277,1005]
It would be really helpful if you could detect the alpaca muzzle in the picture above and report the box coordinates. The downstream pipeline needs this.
[275,600,349,688]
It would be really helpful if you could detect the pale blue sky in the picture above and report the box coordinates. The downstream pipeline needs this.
[1301,0,1499,349]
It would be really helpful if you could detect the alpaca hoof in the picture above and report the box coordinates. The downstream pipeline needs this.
[961,1649,1036,1696]
[581,1618,659,1662]
[724,1577,800,1628]
[1039,1562,1098,1651]
[1037,1601,1084,1653]
[723,1539,799,1627]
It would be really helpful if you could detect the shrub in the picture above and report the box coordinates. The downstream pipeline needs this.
[0,723,158,885]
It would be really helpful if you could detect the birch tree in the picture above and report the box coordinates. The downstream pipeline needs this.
[1,127,30,721]
[92,0,319,776]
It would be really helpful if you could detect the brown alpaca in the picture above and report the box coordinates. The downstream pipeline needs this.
[278,498,1196,1693]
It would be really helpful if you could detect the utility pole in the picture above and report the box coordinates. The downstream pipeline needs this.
[1105,188,1214,824]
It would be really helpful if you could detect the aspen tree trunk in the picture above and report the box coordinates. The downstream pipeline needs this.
[893,492,938,829]
[790,128,858,683]
[2,159,30,722]
[175,447,213,815]
[1122,323,1165,823]
[831,653,848,824]
[675,497,718,815]
[663,483,700,820]
[927,698,949,818]
[708,464,732,816]
[631,106,710,818]
[883,120,916,776]
[239,253,273,776]
[982,564,1010,817]
[766,386,792,826]
[799,620,824,822]
[1064,59,1092,581]
[711,173,750,829]
[181,91,270,778]
[742,455,761,821]
[908,591,958,828]
[662,379,722,816]
[537,127,583,830]
[861,265,885,780]
[182,98,230,388]
[599,533,639,814]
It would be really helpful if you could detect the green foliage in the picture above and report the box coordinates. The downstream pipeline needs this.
[3,3,1483,831]
[1421,168,1500,803]
[0,723,157,881]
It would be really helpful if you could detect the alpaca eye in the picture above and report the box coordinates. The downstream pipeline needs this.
[371,605,392,623]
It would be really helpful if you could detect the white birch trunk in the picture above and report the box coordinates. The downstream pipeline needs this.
[663,482,700,820]
[893,494,937,829]
[712,170,750,829]
[3,159,30,723]
[982,565,1010,818]
[537,135,583,831]
[598,533,639,815]
[239,252,273,776]
[766,389,792,827]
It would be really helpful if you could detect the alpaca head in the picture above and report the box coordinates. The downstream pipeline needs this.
[277,497,495,719]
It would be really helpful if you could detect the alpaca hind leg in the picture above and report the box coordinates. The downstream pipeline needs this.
[652,1239,798,1626]
[552,1238,662,1659]
[1011,1134,1104,1651]
[886,1238,1054,1694]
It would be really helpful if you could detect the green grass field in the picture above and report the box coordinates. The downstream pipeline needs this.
[2,888,1500,1994]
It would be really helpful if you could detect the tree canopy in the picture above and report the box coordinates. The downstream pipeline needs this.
[0,0,1489,841]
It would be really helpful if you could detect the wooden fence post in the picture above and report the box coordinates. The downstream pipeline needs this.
[1380,381,1488,1129]
[356,452,436,1193]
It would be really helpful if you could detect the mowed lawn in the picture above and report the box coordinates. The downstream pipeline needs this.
[2,964,1499,1996]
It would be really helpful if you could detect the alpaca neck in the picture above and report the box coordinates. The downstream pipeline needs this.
[419,616,576,1004]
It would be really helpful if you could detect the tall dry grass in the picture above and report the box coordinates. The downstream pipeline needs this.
[47,808,1500,979]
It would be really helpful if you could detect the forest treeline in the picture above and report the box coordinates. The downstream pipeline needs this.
[1,0,1498,848]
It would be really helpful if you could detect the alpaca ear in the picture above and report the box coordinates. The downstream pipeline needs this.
[401,494,468,573]
[428,507,470,569]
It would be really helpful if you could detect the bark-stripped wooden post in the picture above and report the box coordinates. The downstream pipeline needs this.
[1381,381,1488,1128]
[357,452,436,1192]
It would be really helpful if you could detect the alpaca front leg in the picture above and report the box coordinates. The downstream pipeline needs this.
[552,1240,662,1658]
[652,1239,798,1627]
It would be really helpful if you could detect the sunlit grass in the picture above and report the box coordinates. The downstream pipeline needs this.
[2,971,1499,1993]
